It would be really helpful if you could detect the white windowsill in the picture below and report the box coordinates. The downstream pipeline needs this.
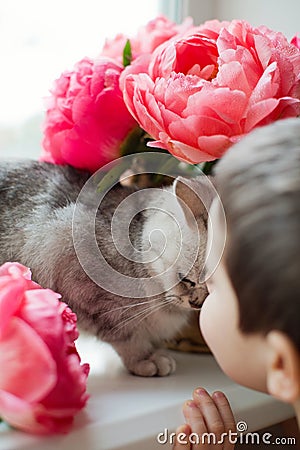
[0,334,294,450]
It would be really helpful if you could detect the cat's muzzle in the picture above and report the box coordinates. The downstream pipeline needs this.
[187,285,208,310]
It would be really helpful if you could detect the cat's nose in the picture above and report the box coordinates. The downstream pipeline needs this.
[199,283,208,298]
[188,298,202,309]
[188,285,208,309]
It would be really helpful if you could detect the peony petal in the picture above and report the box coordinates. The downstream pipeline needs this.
[131,95,163,140]
[248,62,279,106]
[166,139,219,164]
[41,353,89,411]
[160,107,181,133]
[147,139,169,151]
[58,303,79,343]
[275,97,300,118]
[216,27,238,54]
[158,73,203,113]
[19,289,65,354]
[216,61,252,96]
[63,119,121,172]
[291,34,300,50]
[126,78,165,138]
[142,89,165,128]
[197,135,233,157]
[169,115,232,148]
[265,97,300,123]
[0,389,47,434]
[63,91,136,172]
[185,85,247,124]
[150,42,177,79]
[42,129,70,164]
[167,116,198,147]
[198,19,231,40]
[0,262,32,280]
[219,45,261,91]
[245,98,279,132]
[71,91,94,123]
[0,277,26,335]
[123,73,156,122]
[0,317,57,402]
[0,390,74,435]
[253,34,272,68]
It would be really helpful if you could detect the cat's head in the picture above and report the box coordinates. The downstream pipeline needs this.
[142,175,215,310]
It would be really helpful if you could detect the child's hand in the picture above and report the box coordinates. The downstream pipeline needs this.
[173,388,236,449]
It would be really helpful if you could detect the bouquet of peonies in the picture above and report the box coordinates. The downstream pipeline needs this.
[41,16,300,172]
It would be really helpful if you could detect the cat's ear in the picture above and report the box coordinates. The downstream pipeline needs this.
[173,176,214,224]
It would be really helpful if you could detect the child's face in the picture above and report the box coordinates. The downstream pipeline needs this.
[200,200,269,393]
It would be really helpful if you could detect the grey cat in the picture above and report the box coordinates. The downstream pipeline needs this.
[0,160,211,376]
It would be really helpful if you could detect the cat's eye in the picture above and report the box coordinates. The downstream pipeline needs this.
[178,273,196,288]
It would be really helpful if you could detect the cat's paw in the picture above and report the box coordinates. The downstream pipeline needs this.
[130,351,176,377]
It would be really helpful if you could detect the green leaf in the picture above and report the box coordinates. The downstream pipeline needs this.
[123,39,132,67]
[201,160,219,175]
[120,127,149,156]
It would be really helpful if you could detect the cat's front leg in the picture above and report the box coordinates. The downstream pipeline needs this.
[112,339,176,377]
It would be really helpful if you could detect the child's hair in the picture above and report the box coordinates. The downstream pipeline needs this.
[214,118,300,351]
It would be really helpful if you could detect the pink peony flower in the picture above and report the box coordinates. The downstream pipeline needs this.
[101,15,193,63]
[122,20,300,163]
[40,57,137,173]
[0,262,89,434]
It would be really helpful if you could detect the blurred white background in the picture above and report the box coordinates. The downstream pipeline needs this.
[0,0,160,158]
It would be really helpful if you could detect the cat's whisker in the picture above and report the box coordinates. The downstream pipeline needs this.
[118,298,163,319]
[133,297,175,329]
[132,297,180,332]
[112,303,164,333]
[164,294,181,300]
[110,303,157,334]
[111,296,176,336]
[110,298,167,335]
[164,294,183,308]
[95,296,162,318]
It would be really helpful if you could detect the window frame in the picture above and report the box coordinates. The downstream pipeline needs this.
[160,0,216,24]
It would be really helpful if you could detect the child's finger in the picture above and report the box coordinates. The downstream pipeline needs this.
[192,388,228,443]
[212,391,236,432]
[193,388,237,449]
[172,424,191,449]
[183,400,211,449]
[212,391,236,450]
[183,400,208,436]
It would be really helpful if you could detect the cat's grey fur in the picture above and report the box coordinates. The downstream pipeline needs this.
[0,160,210,376]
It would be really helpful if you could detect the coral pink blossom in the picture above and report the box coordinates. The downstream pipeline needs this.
[101,15,193,63]
[122,20,300,163]
[40,57,137,173]
[0,262,89,434]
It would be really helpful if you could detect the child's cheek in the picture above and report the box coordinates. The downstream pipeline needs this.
[200,294,237,380]
[199,293,219,350]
